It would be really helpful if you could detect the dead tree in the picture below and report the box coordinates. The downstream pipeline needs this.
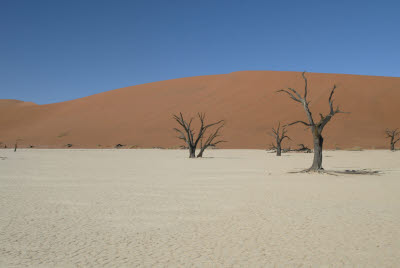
[14,139,22,152]
[277,72,347,171]
[295,144,312,153]
[115,144,125,149]
[385,128,400,151]
[173,113,224,158]
[270,122,290,156]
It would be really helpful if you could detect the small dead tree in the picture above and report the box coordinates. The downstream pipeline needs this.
[277,72,347,171]
[385,128,400,151]
[173,113,224,158]
[14,139,22,152]
[295,144,312,153]
[269,122,290,156]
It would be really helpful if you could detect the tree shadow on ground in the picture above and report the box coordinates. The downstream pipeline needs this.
[196,156,245,159]
[288,169,381,176]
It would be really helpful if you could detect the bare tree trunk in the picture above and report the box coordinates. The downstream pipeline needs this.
[14,143,17,152]
[197,149,204,158]
[276,143,282,156]
[391,142,395,151]
[310,133,323,171]
[189,146,196,158]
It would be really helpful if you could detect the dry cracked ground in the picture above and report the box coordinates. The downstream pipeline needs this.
[0,149,399,267]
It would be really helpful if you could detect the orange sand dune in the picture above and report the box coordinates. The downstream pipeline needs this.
[1,71,400,149]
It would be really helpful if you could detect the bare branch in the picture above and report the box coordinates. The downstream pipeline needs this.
[287,87,302,100]
[210,140,226,146]
[285,120,311,127]
[277,89,302,103]
[173,128,187,142]
[269,142,277,150]
[328,84,337,114]
[318,84,348,131]
[194,112,225,147]
[302,71,308,99]
[277,72,317,128]
[394,137,400,144]
[173,113,194,141]
[197,121,226,157]
[202,123,225,147]
[386,128,399,138]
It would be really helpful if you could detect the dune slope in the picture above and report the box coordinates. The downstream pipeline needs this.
[1,71,400,149]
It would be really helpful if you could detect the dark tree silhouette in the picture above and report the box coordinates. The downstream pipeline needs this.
[294,144,312,153]
[14,139,22,152]
[385,128,400,151]
[270,122,290,156]
[173,113,224,158]
[277,72,347,171]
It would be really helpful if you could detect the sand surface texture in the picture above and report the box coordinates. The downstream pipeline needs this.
[1,71,400,149]
[0,149,399,267]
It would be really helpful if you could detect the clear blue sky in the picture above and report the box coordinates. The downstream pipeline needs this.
[1,0,399,104]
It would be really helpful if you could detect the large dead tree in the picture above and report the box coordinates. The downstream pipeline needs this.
[173,113,224,158]
[385,128,400,151]
[270,122,290,156]
[277,72,347,171]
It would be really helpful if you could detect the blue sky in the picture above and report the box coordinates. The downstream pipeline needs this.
[1,0,399,104]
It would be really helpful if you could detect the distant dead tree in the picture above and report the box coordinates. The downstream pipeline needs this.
[269,122,290,156]
[14,139,22,152]
[173,112,225,158]
[277,71,348,172]
[115,144,125,149]
[385,128,400,151]
[294,144,312,153]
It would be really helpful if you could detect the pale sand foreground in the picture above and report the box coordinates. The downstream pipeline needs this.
[0,149,399,267]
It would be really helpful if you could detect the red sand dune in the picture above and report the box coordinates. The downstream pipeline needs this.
[1,71,400,149]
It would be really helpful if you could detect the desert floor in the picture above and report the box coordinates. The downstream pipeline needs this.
[0,149,399,267]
